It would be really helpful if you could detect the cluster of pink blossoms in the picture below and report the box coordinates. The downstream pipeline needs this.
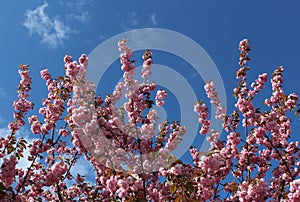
[141,49,153,79]
[0,65,33,199]
[155,89,167,106]
[0,38,300,201]
[0,155,17,188]
[239,38,250,67]
[193,81,226,148]
[194,100,210,134]
[204,80,226,121]
[9,64,33,133]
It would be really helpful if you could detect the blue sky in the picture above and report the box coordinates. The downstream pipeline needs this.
[1,0,300,173]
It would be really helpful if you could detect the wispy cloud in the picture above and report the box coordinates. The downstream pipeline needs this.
[0,114,5,125]
[129,11,139,26]
[121,11,140,31]
[0,88,7,125]
[15,128,33,169]
[70,156,94,178]
[98,35,105,42]
[23,2,71,48]
[66,11,90,22]
[120,11,159,31]
[149,13,158,26]
[65,0,92,22]
[0,127,9,138]
[65,0,92,10]
[0,87,6,99]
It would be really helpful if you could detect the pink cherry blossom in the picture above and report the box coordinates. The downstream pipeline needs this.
[1,38,300,202]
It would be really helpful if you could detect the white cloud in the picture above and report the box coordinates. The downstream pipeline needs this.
[70,156,94,177]
[0,127,10,138]
[120,11,159,31]
[23,2,71,48]
[121,11,140,31]
[15,128,33,169]
[129,11,139,26]
[65,0,92,10]
[0,116,4,125]
[0,88,6,98]
[66,11,90,22]
[149,13,158,26]
[65,0,92,22]
[98,35,105,42]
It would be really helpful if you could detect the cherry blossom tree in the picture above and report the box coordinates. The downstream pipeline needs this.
[0,39,299,201]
